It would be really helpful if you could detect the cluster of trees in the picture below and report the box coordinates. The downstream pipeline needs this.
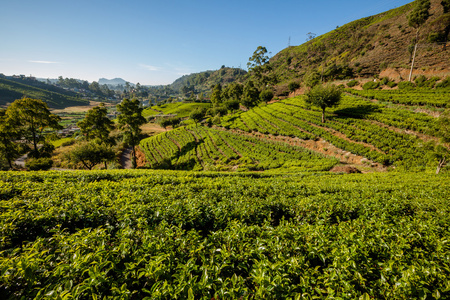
[70,99,146,169]
[0,97,147,171]
[0,98,62,170]
[57,76,115,98]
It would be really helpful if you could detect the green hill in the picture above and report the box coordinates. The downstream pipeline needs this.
[0,77,89,109]
[139,88,449,173]
[268,0,450,88]
[170,67,246,95]
[143,102,211,118]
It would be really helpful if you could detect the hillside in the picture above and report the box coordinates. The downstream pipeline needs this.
[269,0,450,87]
[0,77,89,109]
[170,67,246,95]
[139,88,449,173]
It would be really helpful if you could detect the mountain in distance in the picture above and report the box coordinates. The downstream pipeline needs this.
[99,78,132,86]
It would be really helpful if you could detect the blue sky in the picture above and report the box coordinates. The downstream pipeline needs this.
[0,0,413,85]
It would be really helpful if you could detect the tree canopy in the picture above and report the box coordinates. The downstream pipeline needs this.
[77,103,114,144]
[305,84,342,123]
[6,98,62,156]
[116,98,146,168]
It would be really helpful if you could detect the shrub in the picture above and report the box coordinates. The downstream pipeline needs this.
[259,89,274,102]
[362,81,380,90]
[398,81,416,90]
[387,81,397,88]
[288,82,300,92]
[26,158,53,171]
[347,80,359,87]
[436,77,450,89]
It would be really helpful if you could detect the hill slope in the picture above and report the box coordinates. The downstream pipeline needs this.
[170,67,246,95]
[0,77,89,108]
[269,0,450,85]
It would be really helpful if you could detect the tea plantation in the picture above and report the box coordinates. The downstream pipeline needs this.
[1,170,449,299]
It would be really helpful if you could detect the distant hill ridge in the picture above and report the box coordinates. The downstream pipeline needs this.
[98,78,130,86]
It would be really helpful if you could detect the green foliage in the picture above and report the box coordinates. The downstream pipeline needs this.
[241,81,260,109]
[0,109,21,169]
[158,117,181,130]
[140,125,337,171]
[437,110,450,143]
[443,0,450,13]
[210,84,223,106]
[303,70,321,88]
[0,171,449,298]
[346,80,359,88]
[288,81,300,92]
[69,141,116,170]
[362,81,380,90]
[305,84,342,122]
[408,0,431,30]
[436,77,450,89]
[398,81,416,90]
[25,157,53,171]
[0,78,89,109]
[77,103,114,144]
[259,89,274,103]
[189,109,205,125]
[5,98,62,156]
[117,99,147,168]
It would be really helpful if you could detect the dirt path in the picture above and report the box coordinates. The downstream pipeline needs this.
[120,147,133,169]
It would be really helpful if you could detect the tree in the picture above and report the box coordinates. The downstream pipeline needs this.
[116,98,146,168]
[247,46,272,89]
[223,82,243,101]
[0,109,21,169]
[189,109,205,126]
[77,103,114,144]
[305,84,342,123]
[259,89,274,103]
[241,80,260,109]
[210,84,223,106]
[433,110,450,173]
[288,82,300,92]
[407,0,431,81]
[70,141,115,170]
[6,98,62,157]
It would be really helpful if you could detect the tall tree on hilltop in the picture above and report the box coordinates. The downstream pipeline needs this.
[407,0,431,81]
[247,46,273,90]
[117,98,146,168]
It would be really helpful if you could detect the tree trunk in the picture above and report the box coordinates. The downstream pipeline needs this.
[436,158,446,174]
[409,29,419,82]
[322,108,325,123]
[408,43,418,82]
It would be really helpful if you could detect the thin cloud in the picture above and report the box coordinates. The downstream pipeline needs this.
[139,64,161,71]
[29,60,60,64]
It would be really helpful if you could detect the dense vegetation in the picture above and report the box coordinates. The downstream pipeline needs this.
[219,90,448,171]
[143,102,211,119]
[0,170,449,299]
[140,125,338,171]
